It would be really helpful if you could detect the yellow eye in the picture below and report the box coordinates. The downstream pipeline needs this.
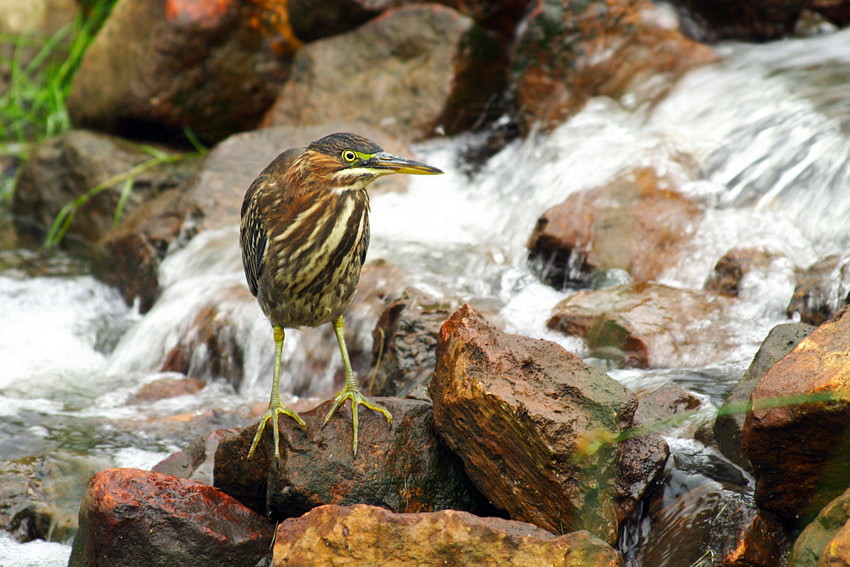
[342,150,357,163]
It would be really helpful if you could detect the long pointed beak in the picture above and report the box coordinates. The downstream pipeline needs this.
[366,152,443,175]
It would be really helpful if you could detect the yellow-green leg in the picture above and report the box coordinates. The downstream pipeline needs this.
[323,315,392,455]
[248,325,306,459]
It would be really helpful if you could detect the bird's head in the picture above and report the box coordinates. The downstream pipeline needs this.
[300,132,443,193]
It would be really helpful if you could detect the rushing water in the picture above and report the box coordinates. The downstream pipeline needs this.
[4,26,850,566]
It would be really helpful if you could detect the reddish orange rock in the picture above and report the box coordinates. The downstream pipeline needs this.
[68,468,272,567]
[743,306,850,526]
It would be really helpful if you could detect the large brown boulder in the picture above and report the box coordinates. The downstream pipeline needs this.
[430,304,667,543]
[527,168,703,288]
[11,130,198,251]
[273,504,624,566]
[547,283,734,369]
[743,306,850,526]
[67,0,298,144]
[262,4,504,142]
[68,468,272,567]
[214,397,491,519]
[510,0,716,132]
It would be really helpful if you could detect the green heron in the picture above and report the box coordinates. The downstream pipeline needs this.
[241,132,443,458]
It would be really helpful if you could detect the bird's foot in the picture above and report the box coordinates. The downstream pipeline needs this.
[323,386,392,456]
[247,403,306,460]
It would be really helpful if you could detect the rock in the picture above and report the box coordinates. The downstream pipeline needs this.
[807,0,850,26]
[214,397,492,519]
[96,125,414,311]
[262,4,504,142]
[152,428,239,486]
[636,481,787,567]
[635,384,703,428]
[789,486,850,567]
[786,254,850,326]
[743,306,850,526]
[431,304,666,543]
[159,289,250,386]
[273,504,625,566]
[714,323,814,471]
[527,168,702,288]
[705,247,788,297]
[366,286,459,399]
[11,130,198,251]
[133,376,206,402]
[547,282,734,369]
[67,0,298,145]
[510,0,716,132]
[667,0,804,42]
[68,468,273,567]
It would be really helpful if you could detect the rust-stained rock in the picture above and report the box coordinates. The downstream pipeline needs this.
[11,130,197,251]
[263,4,504,142]
[67,0,298,144]
[68,468,273,567]
[743,306,850,526]
[547,282,733,369]
[511,0,716,132]
[714,323,814,471]
[527,168,702,288]
[214,397,491,519]
[636,482,787,567]
[366,286,459,399]
[273,504,624,567]
[789,486,850,567]
[431,304,666,543]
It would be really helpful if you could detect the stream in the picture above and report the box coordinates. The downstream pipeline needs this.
[3,25,850,566]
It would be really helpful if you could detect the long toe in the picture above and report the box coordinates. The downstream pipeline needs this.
[247,406,306,459]
[323,388,393,456]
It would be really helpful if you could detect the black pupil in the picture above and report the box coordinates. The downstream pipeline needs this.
[345,151,355,161]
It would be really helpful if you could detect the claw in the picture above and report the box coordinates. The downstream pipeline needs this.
[323,387,392,456]
[247,404,306,459]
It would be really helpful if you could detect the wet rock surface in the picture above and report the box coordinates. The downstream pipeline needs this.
[714,322,814,471]
[214,397,492,519]
[366,286,459,399]
[667,0,805,41]
[152,428,239,486]
[511,0,716,132]
[430,303,666,543]
[273,504,625,566]
[705,247,790,297]
[547,282,734,369]
[68,468,273,567]
[743,306,850,526]
[786,253,850,326]
[263,4,504,141]
[527,168,702,288]
[636,481,788,567]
